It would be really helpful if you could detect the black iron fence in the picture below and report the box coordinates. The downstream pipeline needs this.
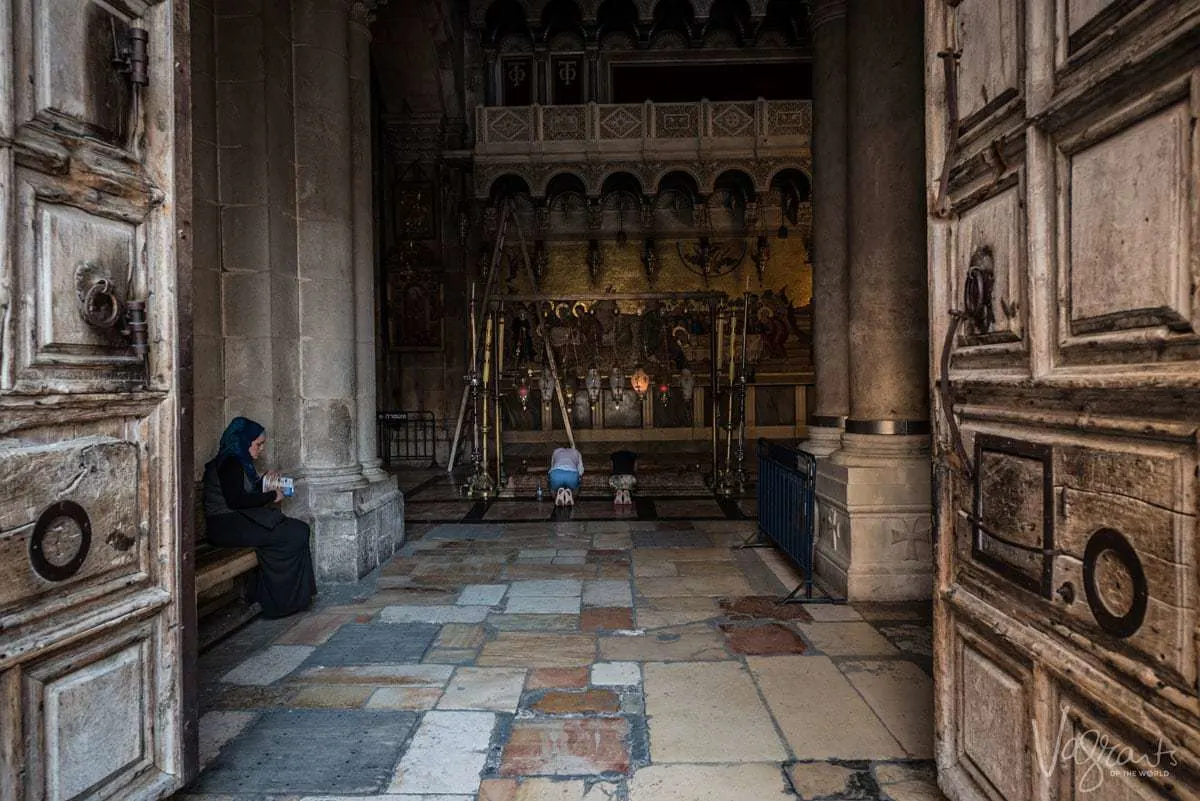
[756,438,818,599]
[377,411,437,468]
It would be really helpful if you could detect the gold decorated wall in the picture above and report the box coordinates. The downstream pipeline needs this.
[510,236,812,309]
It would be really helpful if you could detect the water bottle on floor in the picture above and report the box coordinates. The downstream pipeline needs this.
[536,483,544,502]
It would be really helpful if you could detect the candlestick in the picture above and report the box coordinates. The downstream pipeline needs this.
[469,283,479,373]
[715,314,724,369]
[482,317,493,385]
[727,309,737,383]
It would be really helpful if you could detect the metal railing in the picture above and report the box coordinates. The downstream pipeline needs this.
[377,411,437,468]
[756,438,817,599]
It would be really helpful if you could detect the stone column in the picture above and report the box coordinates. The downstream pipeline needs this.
[291,0,402,582]
[349,3,387,483]
[814,0,932,602]
[293,0,359,482]
[803,0,850,459]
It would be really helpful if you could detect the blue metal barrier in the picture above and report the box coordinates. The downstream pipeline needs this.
[756,438,819,601]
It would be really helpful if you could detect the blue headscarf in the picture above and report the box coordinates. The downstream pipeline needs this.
[216,417,264,481]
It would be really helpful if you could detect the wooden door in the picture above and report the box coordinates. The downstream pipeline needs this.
[928,2,1200,800]
[0,1,192,800]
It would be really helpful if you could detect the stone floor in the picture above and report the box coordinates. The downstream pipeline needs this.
[182,480,944,801]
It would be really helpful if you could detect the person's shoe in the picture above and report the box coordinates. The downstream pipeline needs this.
[564,489,574,506]
[554,488,564,507]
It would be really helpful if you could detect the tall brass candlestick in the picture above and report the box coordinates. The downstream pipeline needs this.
[715,314,724,371]
[469,282,478,373]
[481,317,494,487]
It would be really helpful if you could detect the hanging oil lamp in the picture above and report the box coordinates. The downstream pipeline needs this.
[586,367,602,408]
[539,367,554,410]
[609,367,624,408]
[679,368,696,402]
[517,376,531,411]
[631,367,651,401]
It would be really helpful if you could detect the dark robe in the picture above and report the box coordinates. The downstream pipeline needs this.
[203,455,316,618]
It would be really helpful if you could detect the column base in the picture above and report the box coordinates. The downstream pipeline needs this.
[300,472,404,583]
[360,457,389,483]
[814,433,932,601]
[798,424,844,458]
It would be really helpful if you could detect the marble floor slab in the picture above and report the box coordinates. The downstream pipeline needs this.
[192,495,940,801]
[643,661,786,763]
[747,655,907,760]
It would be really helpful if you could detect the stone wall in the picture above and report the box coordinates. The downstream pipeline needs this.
[190,0,403,581]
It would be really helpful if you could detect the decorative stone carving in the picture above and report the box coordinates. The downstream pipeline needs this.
[711,103,756,137]
[655,104,700,138]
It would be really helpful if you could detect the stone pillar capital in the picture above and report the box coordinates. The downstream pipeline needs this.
[811,0,848,31]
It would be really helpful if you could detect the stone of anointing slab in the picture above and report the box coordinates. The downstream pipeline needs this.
[221,645,314,686]
[437,667,527,712]
[642,661,785,762]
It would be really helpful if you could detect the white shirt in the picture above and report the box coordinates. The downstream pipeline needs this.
[550,447,584,475]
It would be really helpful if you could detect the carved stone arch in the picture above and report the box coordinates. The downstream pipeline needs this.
[487,172,535,202]
[765,164,813,197]
[548,30,587,49]
[499,32,535,51]
[541,170,590,200]
[711,167,759,198]
[598,170,646,198]
[654,168,704,200]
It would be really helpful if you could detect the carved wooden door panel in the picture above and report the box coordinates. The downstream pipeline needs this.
[0,1,190,800]
[928,2,1200,800]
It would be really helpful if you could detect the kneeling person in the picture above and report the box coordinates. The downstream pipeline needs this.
[548,445,584,506]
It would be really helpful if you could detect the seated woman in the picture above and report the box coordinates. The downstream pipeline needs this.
[547,445,584,507]
[203,417,316,618]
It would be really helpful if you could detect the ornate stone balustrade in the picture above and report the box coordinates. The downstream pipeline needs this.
[472,99,812,199]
